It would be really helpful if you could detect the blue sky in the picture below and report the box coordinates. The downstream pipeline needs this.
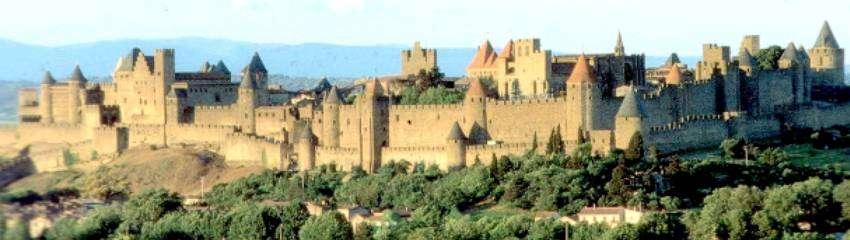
[0,0,846,55]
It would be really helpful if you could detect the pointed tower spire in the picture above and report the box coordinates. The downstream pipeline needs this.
[214,60,231,74]
[567,54,596,83]
[665,53,681,66]
[616,86,645,118]
[324,86,341,104]
[499,40,514,59]
[447,122,466,140]
[814,21,840,49]
[465,77,487,99]
[243,52,268,73]
[614,31,625,57]
[467,40,498,70]
[780,42,799,61]
[69,65,87,83]
[41,71,56,85]
[665,65,683,85]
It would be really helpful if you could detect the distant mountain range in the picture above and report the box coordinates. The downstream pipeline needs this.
[0,38,702,83]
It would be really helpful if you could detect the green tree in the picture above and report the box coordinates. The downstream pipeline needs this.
[605,162,629,205]
[636,212,687,240]
[758,148,789,166]
[118,188,183,235]
[528,218,565,240]
[298,212,353,240]
[753,45,784,70]
[546,126,565,155]
[623,132,644,162]
[684,186,764,240]
[833,180,850,221]
[414,66,445,91]
[756,178,838,234]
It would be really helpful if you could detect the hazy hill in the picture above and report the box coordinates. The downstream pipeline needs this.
[0,38,700,82]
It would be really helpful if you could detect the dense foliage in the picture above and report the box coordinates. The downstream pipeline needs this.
[753,45,785,71]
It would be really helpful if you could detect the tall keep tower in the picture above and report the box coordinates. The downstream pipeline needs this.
[356,79,388,173]
[401,41,437,77]
[740,35,761,55]
[564,55,602,142]
[808,21,845,86]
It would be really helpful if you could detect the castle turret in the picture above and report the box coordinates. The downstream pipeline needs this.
[665,65,683,85]
[239,71,259,134]
[464,77,489,143]
[213,60,231,75]
[356,79,387,173]
[67,65,87,124]
[808,21,844,86]
[778,42,800,69]
[322,86,342,147]
[738,49,756,76]
[615,86,646,150]
[39,71,55,124]
[564,54,602,141]
[445,122,467,171]
[297,124,316,171]
[242,52,268,103]
[614,32,625,57]
[740,35,761,56]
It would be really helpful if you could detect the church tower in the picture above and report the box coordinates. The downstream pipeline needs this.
[614,32,625,57]
[39,71,55,124]
[463,77,489,144]
[808,21,845,86]
[564,55,602,142]
[322,86,342,147]
[615,86,646,150]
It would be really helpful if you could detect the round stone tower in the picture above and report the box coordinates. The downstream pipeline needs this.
[445,121,467,171]
[39,71,55,124]
[297,124,316,171]
[67,65,87,124]
[321,86,341,147]
[463,77,488,143]
[615,86,646,150]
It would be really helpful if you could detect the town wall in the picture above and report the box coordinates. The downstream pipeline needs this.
[646,114,728,153]
[315,146,359,171]
[386,104,462,147]
[381,145,447,170]
[220,133,284,169]
[486,98,568,144]
[16,123,84,145]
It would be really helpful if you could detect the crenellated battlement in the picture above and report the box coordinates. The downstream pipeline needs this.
[649,114,725,133]
[389,104,462,111]
[485,97,567,105]
[226,132,285,145]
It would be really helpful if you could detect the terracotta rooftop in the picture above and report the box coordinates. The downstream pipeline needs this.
[467,40,499,70]
[566,54,595,83]
[499,40,514,59]
[465,77,487,99]
[665,65,683,85]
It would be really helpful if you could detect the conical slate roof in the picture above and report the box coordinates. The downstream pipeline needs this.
[41,71,56,84]
[616,86,645,118]
[313,78,332,92]
[323,86,341,104]
[243,52,267,73]
[69,65,87,83]
[467,40,498,69]
[779,43,798,62]
[665,53,681,66]
[814,21,840,49]
[567,54,595,83]
[739,49,754,67]
[797,46,809,61]
[665,65,683,85]
[465,77,487,99]
[214,60,231,74]
[447,122,466,140]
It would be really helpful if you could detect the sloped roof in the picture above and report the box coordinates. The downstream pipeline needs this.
[814,21,840,49]
[467,40,499,70]
[115,48,142,72]
[779,43,798,62]
[243,52,268,73]
[213,60,231,74]
[465,77,487,99]
[665,65,683,85]
[616,86,645,118]
[41,71,56,84]
[499,40,514,59]
[567,54,595,83]
[665,53,681,66]
[69,65,87,83]
[324,86,341,104]
[797,46,809,61]
[447,122,466,140]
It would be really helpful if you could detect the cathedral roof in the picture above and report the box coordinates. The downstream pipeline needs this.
[447,122,466,140]
[465,77,487,99]
[616,86,646,118]
[467,40,498,70]
[665,65,683,85]
[499,40,514,59]
[665,53,681,66]
[41,71,56,84]
[243,52,268,73]
[738,49,754,67]
[69,65,87,83]
[323,86,341,104]
[567,54,595,83]
[779,43,799,62]
[814,21,840,49]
